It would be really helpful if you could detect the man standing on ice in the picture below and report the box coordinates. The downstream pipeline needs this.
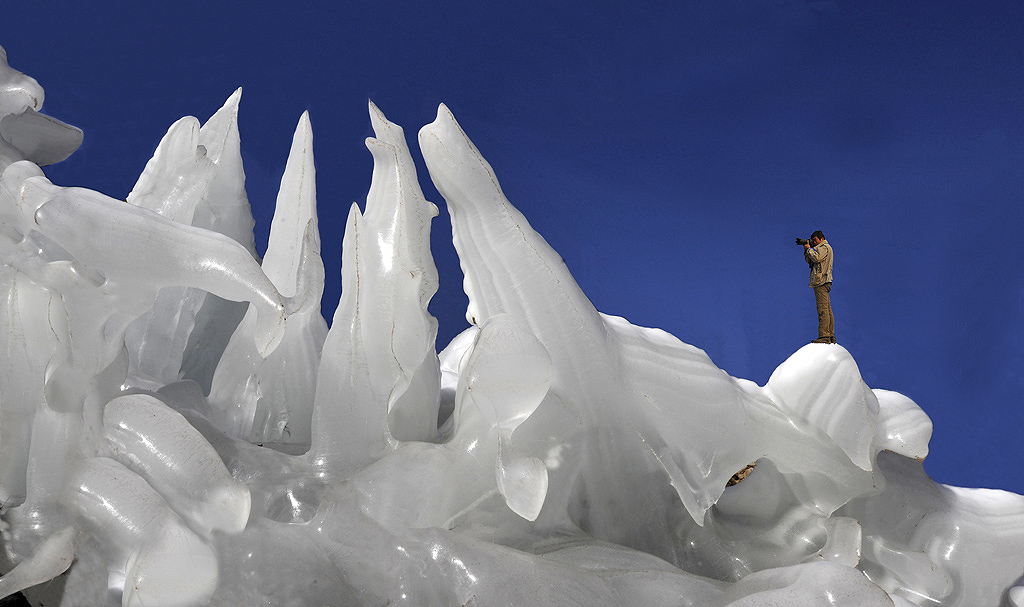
[802,230,835,344]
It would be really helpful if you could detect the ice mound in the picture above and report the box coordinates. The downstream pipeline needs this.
[1,45,1023,607]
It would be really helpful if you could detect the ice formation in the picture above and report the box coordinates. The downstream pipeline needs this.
[1,45,1024,607]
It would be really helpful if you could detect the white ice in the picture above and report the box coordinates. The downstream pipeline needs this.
[1,44,1024,607]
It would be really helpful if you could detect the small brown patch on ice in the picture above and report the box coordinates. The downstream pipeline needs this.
[726,462,757,486]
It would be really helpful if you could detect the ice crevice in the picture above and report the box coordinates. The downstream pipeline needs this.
[1,45,1024,607]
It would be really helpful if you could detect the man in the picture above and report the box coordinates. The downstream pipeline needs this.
[803,230,835,344]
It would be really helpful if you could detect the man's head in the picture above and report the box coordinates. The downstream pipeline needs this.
[810,230,825,245]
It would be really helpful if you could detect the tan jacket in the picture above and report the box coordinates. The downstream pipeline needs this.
[804,239,833,287]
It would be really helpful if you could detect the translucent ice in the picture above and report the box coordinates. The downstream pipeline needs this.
[2,44,1024,607]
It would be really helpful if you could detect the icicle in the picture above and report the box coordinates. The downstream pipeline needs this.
[208,112,327,444]
[308,102,440,476]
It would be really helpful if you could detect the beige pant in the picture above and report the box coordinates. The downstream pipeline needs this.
[813,283,834,340]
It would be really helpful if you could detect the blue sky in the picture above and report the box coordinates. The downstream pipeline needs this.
[3,1,1022,493]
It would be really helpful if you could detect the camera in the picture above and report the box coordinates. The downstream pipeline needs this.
[795,237,810,246]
